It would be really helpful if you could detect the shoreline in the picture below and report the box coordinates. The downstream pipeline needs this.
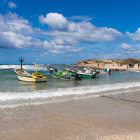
[0,91,140,140]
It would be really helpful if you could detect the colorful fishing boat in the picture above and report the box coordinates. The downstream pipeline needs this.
[51,70,82,80]
[15,58,46,82]
[77,69,97,78]
[15,69,47,82]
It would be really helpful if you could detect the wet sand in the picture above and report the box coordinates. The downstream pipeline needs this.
[0,92,140,140]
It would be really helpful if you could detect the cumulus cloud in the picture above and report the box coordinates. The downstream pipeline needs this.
[39,13,122,44]
[49,50,62,54]
[118,43,140,56]
[119,43,132,49]
[39,13,68,30]
[0,12,123,55]
[42,40,82,53]
[0,12,82,53]
[8,1,17,9]
[127,28,140,41]
[0,12,35,49]
[0,12,32,33]
[0,31,42,48]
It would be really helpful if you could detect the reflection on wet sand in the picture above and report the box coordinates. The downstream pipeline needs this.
[31,83,47,90]
[18,81,47,91]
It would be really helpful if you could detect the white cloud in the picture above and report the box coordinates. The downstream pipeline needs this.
[0,12,32,33]
[0,31,37,48]
[119,43,132,49]
[68,16,93,22]
[39,13,68,30]
[54,38,64,44]
[39,13,122,44]
[49,50,63,54]
[0,12,82,53]
[0,12,123,55]
[118,43,140,56]
[40,52,48,56]
[8,1,17,9]
[42,40,82,53]
[45,24,122,44]
[127,28,140,41]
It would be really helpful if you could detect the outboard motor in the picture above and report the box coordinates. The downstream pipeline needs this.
[50,69,54,73]
[109,69,111,74]
[92,73,97,78]
[73,72,82,80]
[49,68,58,73]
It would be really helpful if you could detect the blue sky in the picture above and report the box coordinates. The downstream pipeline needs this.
[1,0,140,64]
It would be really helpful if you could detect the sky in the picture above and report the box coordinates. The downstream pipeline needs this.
[1,0,140,64]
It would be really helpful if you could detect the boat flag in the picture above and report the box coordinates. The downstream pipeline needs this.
[35,64,37,67]
[35,64,37,73]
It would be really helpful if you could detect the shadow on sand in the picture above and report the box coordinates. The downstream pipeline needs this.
[101,95,140,104]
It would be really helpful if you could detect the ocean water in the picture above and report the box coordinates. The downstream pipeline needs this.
[0,64,140,108]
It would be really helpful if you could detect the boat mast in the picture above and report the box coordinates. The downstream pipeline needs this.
[19,57,24,69]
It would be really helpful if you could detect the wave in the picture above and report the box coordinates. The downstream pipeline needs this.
[0,65,47,71]
[0,81,140,108]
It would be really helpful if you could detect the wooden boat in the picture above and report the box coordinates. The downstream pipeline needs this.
[15,69,47,82]
[15,61,47,83]
[51,74,75,80]
[51,70,82,80]
[77,69,97,78]
[78,73,96,78]
[65,67,97,78]
[15,58,47,82]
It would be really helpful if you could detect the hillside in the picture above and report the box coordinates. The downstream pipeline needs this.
[75,58,140,65]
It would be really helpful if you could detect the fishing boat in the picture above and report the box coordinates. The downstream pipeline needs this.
[15,57,46,82]
[77,68,97,78]
[52,70,74,80]
[77,71,96,78]
[51,69,82,80]
[15,69,47,82]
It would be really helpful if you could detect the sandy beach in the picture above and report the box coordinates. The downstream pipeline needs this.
[0,91,140,140]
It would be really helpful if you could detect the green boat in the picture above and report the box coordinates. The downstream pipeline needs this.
[77,69,97,78]
[51,70,82,80]
[78,73,95,78]
[52,70,74,80]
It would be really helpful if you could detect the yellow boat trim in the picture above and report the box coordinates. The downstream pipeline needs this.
[17,76,35,81]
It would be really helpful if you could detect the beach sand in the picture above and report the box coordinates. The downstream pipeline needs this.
[0,92,140,140]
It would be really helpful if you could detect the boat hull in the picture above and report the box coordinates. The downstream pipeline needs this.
[99,71,109,74]
[78,73,96,78]
[51,74,74,80]
[17,75,46,82]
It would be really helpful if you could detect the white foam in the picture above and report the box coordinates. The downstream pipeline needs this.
[0,65,47,71]
[0,81,140,108]
[0,81,140,102]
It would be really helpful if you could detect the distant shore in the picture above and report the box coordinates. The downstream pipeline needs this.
[76,65,140,71]
[0,91,140,140]
[75,58,140,71]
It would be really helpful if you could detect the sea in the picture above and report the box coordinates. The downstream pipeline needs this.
[0,64,140,108]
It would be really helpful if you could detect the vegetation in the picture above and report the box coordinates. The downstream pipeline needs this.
[121,58,140,64]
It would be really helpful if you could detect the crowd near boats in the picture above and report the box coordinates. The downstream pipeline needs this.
[14,58,110,82]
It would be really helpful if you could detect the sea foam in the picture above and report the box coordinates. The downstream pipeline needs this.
[0,81,140,108]
[0,64,47,71]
